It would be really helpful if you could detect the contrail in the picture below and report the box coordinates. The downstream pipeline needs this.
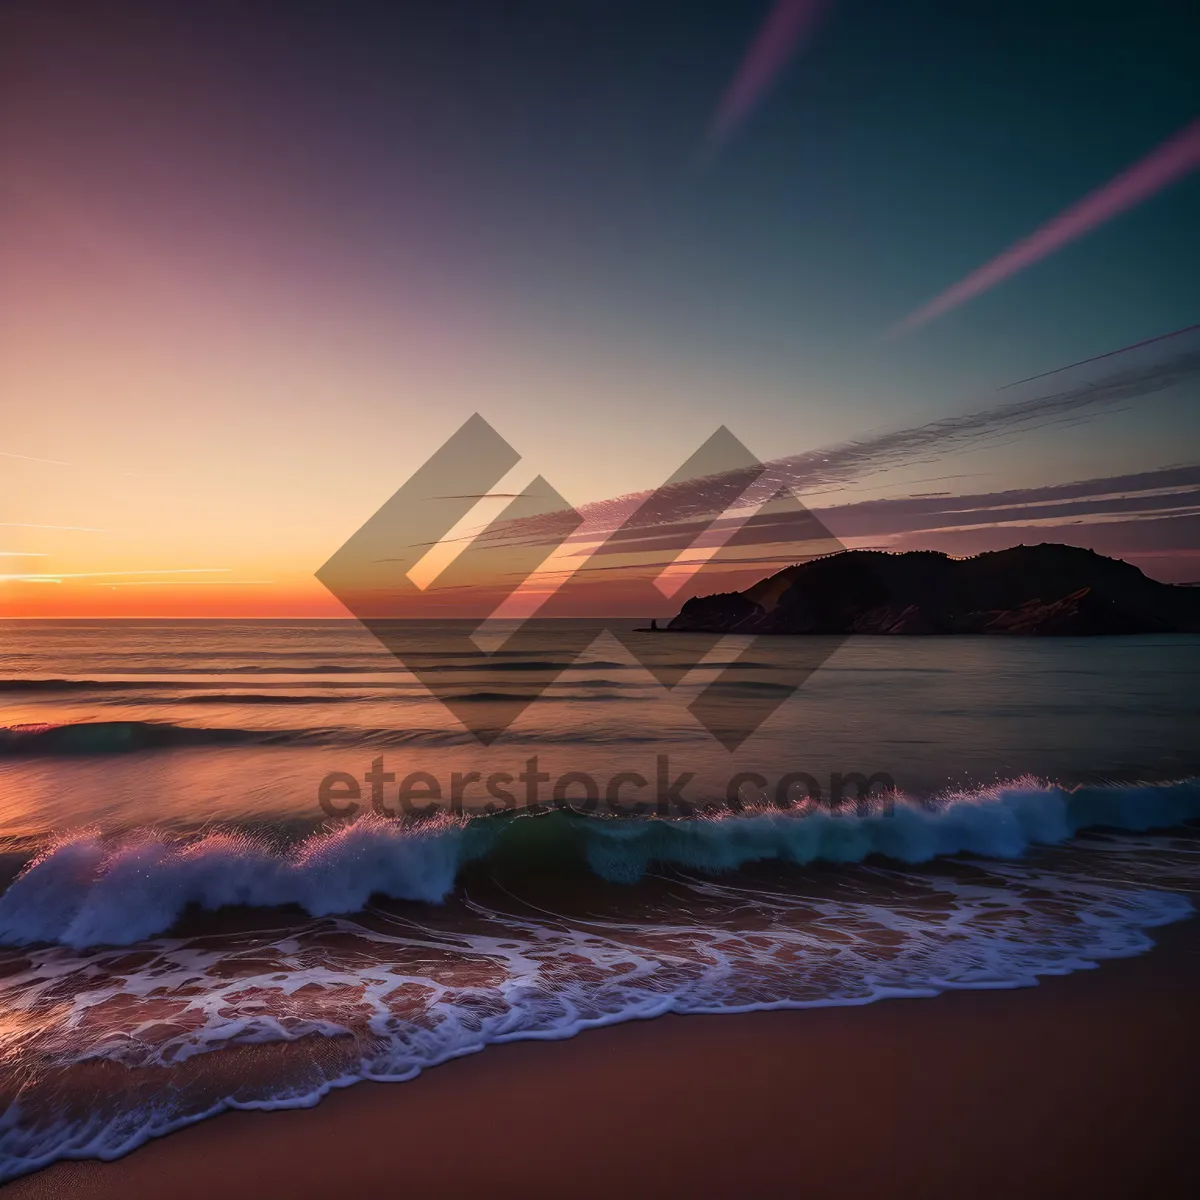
[998,323,1200,390]
[889,115,1200,337]
[705,0,832,155]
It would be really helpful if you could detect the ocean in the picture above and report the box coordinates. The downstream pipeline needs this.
[1,619,1199,1179]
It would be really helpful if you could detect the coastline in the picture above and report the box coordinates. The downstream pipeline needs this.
[8,914,1198,1199]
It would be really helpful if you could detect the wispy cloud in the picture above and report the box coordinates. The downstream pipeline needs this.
[0,568,232,582]
[815,463,1200,535]
[889,116,1200,337]
[511,464,1200,594]
[0,451,70,466]
[540,464,1200,568]
[484,328,1200,551]
[997,323,1200,390]
[705,0,833,157]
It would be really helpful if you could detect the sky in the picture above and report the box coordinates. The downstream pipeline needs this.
[1,0,1199,617]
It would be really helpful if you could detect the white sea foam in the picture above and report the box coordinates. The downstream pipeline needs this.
[0,822,1195,1181]
[1,778,1198,949]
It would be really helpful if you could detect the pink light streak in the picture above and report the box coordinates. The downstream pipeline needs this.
[706,0,832,153]
[890,116,1200,337]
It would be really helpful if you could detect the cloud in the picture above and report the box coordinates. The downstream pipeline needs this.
[705,0,833,156]
[0,451,70,466]
[815,464,1200,537]
[997,323,1200,391]
[888,116,1200,337]
[483,328,1200,551]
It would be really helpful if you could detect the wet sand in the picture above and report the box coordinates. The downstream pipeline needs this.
[8,917,1200,1199]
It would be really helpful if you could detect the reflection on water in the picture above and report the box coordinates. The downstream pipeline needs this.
[2,621,1199,841]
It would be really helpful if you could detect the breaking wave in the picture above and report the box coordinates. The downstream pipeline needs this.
[2,777,1197,949]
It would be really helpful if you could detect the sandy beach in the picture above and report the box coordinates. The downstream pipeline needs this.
[8,914,1198,1199]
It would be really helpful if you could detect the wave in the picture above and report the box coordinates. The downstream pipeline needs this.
[166,682,628,701]
[0,677,633,695]
[0,661,773,688]
[0,661,645,680]
[164,693,364,705]
[2,778,1197,949]
[0,721,274,754]
[0,718,688,756]
[0,679,160,691]
[0,677,421,693]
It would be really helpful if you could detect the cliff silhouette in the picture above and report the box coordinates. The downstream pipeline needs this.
[665,544,1200,636]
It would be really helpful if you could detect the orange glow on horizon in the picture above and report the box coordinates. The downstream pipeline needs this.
[0,579,344,620]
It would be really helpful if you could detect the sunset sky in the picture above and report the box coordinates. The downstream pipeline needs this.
[2,0,1198,618]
